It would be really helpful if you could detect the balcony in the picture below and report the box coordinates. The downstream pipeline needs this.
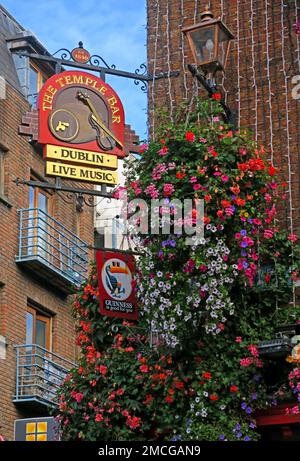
[16,208,88,293]
[14,344,75,410]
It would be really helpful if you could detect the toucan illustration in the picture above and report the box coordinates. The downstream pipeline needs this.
[105,262,129,297]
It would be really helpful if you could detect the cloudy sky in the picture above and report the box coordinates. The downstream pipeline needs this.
[2,0,147,140]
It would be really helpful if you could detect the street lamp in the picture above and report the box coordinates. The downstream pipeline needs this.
[182,5,235,124]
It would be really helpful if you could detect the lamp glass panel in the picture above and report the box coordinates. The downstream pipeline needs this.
[189,25,216,63]
[217,27,231,67]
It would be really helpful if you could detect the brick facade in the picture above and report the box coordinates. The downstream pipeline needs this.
[0,74,95,439]
[147,0,300,234]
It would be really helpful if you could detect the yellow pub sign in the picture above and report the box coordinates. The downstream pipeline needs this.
[45,145,118,169]
[46,161,118,185]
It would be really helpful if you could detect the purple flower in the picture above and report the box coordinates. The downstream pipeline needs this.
[251,392,257,401]
[246,407,252,414]
[219,435,225,441]
[244,436,251,441]
[241,251,247,257]
[254,374,261,382]
[271,399,277,406]
[240,230,247,236]
[241,241,248,248]
[235,423,241,431]
[241,403,247,410]
[236,432,243,439]
[169,240,177,247]
[249,421,256,429]
[243,261,249,268]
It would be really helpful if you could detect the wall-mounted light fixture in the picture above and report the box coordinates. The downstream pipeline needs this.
[182,5,235,125]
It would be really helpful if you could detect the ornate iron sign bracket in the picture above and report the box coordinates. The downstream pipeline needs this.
[14,41,179,92]
[13,42,179,205]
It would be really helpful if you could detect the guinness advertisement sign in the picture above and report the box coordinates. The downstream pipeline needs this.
[96,251,138,320]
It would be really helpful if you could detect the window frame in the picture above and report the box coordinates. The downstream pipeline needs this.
[26,306,51,351]
[28,61,48,106]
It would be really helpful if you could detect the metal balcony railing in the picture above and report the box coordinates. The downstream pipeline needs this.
[14,344,75,408]
[16,208,88,290]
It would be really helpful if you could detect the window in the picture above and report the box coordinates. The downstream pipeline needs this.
[27,183,53,259]
[28,62,47,107]
[26,306,51,350]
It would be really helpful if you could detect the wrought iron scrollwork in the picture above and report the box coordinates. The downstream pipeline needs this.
[89,55,116,69]
[134,63,148,93]
[52,48,72,61]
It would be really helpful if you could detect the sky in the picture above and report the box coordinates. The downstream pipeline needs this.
[2,0,147,140]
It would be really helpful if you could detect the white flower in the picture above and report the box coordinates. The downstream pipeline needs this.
[203,391,208,397]
[157,271,163,277]
[195,397,200,403]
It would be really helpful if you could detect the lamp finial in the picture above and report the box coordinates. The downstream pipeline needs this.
[200,5,214,21]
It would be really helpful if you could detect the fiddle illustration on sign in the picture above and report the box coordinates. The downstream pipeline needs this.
[96,251,138,320]
[39,70,125,157]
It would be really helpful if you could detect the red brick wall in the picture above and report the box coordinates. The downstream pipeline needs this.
[147,0,300,234]
[0,82,94,440]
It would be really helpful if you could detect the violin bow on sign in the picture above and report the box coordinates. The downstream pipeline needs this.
[77,90,123,151]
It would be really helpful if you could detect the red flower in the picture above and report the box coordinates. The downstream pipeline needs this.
[99,365,107,375]
[212,92,222,101]
[125,347,134,352]
[176,171,186,179]
[143,394,153,405]
[140,365,149,373]
[230,386,238,393]
[116,389,125,396]
[174,381,184,390]
[95,413,103,422]
[210,394,218,401]
[264,274,271,284]
[166,396,174,403]
[185,131,196,142]
[159,373,167,380]
[268,165,277,176]
[126,416,141,429]
[203,372,212,380]
[235,198,246,206]
[237,163,249,172]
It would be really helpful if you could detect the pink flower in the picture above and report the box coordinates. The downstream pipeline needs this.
[99,365,107,375]
[253,218,261,226]
[200,137,207,142]
[145,184,159,199]
[158,146,169,156]
[288,234,298,243]
[264,229,274,239]
[221,175,229,182]
[248,345,259,357]
[95,413,103,422]
[235,337,242,343]
[193,184,201,191]
[71,392,84,403]
[163,183,175,197]
[139,143,148,154]
[190,176,197,183]
[240,357,253,367]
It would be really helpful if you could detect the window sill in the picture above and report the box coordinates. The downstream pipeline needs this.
[0,194,12,208]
